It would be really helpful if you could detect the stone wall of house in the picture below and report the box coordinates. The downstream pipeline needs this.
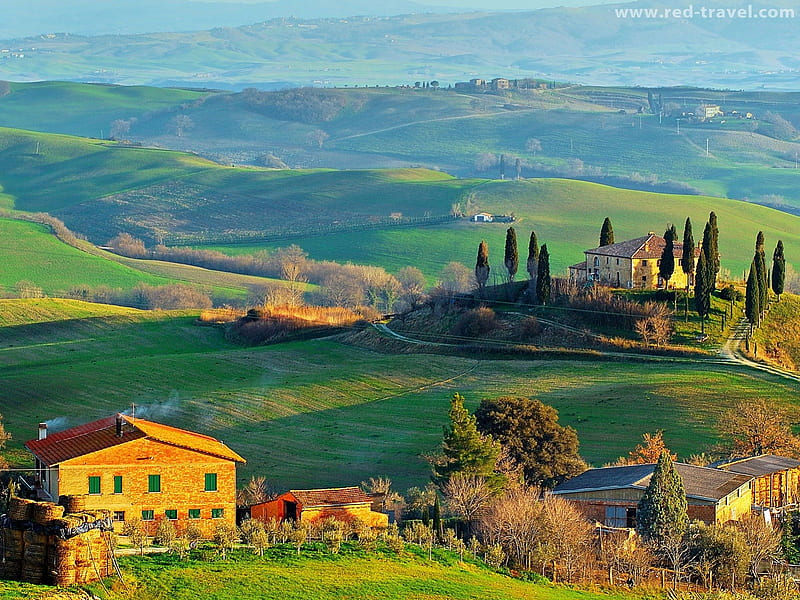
[58,438,238,534]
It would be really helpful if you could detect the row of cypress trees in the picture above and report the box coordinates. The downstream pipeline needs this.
[475,227,551,305]
[745,232,785,330]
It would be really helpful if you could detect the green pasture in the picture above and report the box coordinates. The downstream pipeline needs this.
[0,81,206,138]
[1,299,798,493]
[73,549,658,600]
[209,178,800,281]
[0,218,174,295]
[2,82,800,212]
[0,217,286,304]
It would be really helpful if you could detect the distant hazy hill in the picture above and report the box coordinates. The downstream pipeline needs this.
[1,2,799,89]
[0,0,439,38]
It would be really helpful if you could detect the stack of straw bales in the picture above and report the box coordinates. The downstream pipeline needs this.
[1,496,114,586]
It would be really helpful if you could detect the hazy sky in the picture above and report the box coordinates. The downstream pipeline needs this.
[189,0,612,8]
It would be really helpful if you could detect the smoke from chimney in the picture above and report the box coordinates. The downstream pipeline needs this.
[38,423,47,440]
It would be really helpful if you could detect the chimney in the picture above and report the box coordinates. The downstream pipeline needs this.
[38,423,47,440]
[116,414,124,438]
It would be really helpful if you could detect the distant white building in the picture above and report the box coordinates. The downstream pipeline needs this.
[471,212,493,223]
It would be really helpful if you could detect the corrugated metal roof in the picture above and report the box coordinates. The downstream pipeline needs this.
[26,414,244,465]
[717,455,800,477]
[289,487,372,507]
[553,462,752,502]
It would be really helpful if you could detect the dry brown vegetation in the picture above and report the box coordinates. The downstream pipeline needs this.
[227,304,376,345]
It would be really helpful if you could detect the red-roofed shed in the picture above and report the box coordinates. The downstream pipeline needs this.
[251,487,388,528]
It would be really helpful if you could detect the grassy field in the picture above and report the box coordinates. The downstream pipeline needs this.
[749,294,800,370]
[0,546,663,600]
[0,217,301,304]
[209,178,800,281]
[0,81,206,139]
[2,83,800,211]
[1,299,798,493]
[0,217,173,296]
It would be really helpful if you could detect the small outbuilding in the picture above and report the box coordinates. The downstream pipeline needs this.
[552,462,753,527]
[471,212,494,223]
[251,487,388,528]
[716,454,800,509]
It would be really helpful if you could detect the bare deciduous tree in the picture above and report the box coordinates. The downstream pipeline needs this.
[478,485,542,570]
[442,474,493,530]
[538,495,594,583]
[717,398,800,458]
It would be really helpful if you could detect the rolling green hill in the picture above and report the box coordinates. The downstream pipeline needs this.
[1,299,798,491]
[1,126,798,281]
[0,81,206,138]
[3,83,800,210]
[0,217,307,304]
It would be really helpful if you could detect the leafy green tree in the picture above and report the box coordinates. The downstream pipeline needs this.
[659,226,675,289]
[694,250,711,332]
[681,217,695,290]
[504,227,519,282]
[475,240,490,292]
[772,240,786,301]
[745,260,760,328]
[536,244,551,305]
[636,451,688,546]
[526,231,539,283]
[430,393,501,487]
[475,396,587,488]
[600,217,614,247]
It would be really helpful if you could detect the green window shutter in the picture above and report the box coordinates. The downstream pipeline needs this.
[211,508,224,519]
[188,509,201,519]
[141,510,154,521]
[165,510,178,520]
[88,476,101,495]
[148,474,161,493]
[204,473,218,492]
[113,475,123,494]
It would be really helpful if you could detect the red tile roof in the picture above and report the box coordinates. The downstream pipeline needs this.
[585,233,699,260]
[26,414,244,465]
[289,487,373,507]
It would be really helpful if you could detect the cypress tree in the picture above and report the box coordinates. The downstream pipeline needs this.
[709,211,720,288]
[745,260,760,328]
[526,230,539,283]
[475,240,490,292]
[754,232,768,316]
[536,244,551,305]
[659,226,675,289]
[772,240,785,301]
[499,154,505,180]
[504,227,519,282]
[600,217,614,247]
[432,494,442,540]
[694,251,711,332]
[681,217,695,290]
[636,451,688,546]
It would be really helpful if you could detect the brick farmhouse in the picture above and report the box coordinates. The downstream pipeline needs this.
[25,414,244,533]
